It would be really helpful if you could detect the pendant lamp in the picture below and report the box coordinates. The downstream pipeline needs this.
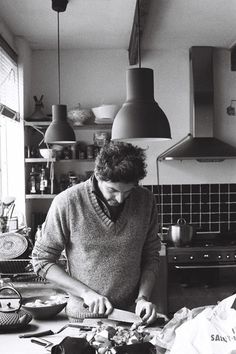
[44,0,76,145]
[111,0,171,142]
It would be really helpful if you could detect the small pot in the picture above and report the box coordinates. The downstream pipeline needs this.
[164,218,194,247]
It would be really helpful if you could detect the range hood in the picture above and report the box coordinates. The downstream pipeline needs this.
[158,46,236,162]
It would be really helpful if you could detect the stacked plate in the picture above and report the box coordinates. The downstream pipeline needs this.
[0,233,29,260]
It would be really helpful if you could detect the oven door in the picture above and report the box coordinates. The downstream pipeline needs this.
[168,263,236,316]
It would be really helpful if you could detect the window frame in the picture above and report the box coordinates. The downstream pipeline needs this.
[0,34,19,121]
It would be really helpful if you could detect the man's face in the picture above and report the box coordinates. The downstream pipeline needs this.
[97,179,136,206]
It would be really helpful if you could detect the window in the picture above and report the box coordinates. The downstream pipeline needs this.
[0,35,23,206]
[0,35,19,120]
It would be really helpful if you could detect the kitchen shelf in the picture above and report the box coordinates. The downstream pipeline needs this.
[24,120,51,126]
[24,120,112,130]
[25,158,56,163]
[57,158,95,162]
[24,117,112,234]
[26,194,56,199]
[25,158,95,163]
[73,123,112,130]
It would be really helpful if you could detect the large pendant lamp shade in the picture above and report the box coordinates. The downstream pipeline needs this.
[44,0,76,145]
[112,67,171,141]
[111,0,171,142]
[44,104,75,144]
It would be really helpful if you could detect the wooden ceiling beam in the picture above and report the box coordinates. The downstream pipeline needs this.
[128,0,150,66]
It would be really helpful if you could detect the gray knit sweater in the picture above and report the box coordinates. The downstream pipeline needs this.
[32,178,161,319]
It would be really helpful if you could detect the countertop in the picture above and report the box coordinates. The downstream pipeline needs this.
[1,311,163,354]
[1,310,70,354]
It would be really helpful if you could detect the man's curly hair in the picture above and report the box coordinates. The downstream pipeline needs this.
[94,141,147,183]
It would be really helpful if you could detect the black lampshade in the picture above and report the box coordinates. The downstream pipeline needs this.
[45,2,76,145]
[111,68,171,142]
[44,104,76,144]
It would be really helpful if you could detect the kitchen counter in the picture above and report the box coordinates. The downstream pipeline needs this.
[1,311,69,354]
[1,311,164,354]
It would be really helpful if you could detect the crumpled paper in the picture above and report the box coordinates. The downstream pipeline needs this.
[150,305,212,351]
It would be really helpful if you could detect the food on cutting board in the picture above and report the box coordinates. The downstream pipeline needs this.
[24,295,66,307]
[82,322,155,353]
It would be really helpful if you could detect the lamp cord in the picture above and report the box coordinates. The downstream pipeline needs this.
[137,0,141,68]
[57,11,61,104]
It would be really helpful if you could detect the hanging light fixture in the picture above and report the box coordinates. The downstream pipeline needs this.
[44,0,76,145]
[111,0,171,142]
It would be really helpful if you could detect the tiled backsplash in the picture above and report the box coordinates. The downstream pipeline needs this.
[144,184,236,233]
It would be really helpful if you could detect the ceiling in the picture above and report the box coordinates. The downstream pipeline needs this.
[1,0,236,53]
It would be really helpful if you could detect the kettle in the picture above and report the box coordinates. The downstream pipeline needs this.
[0,285,32,330]
[164,218,194,247]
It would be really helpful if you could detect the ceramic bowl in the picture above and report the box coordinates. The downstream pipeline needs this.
[39,148,54,159]
[92,104,120,120]
[22,295,67,320]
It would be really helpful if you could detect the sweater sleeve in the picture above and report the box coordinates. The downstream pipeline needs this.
[141,192,161,277]
[32,191,70,278]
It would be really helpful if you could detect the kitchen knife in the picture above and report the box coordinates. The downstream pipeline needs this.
[108,308,142,323]
[80,308,142,324]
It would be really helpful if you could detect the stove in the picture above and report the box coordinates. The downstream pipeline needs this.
[165,232,236,316]
[167,232,236,265]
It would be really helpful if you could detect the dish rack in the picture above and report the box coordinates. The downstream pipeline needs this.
[0,259,33,275]
[0,257,67,282]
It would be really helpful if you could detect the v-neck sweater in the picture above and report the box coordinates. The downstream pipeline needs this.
[32,178,160,319]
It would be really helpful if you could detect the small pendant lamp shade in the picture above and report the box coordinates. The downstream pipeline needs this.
[44,104,76,144]
[111,68,171,141]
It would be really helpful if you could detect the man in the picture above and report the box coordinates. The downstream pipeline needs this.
[32,141,161,325]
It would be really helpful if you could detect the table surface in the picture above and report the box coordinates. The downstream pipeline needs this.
[1,311,163,354]
[1,311,70,354]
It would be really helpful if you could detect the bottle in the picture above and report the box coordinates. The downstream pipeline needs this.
[28,166,39,194]
[63,146,72,160]
[39,167,49,194]
[34,225,42,243]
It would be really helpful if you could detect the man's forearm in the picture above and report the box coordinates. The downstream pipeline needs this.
[137,269,157,301]
[44,264,95,300]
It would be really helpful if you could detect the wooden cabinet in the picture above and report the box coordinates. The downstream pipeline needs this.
[24,120,112,235]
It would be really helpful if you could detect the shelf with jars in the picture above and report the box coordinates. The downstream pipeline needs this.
[24,118,112,236]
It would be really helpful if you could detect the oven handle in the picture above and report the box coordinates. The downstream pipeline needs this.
[174,264,236,269]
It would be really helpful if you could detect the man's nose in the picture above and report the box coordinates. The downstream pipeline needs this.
[115,193,125,203]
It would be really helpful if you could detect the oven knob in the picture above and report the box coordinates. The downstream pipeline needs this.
[203,254,209,259]
[218,255,222,259]
[226,255,230,259]
[173,256,177,261]
[189,255,194,260]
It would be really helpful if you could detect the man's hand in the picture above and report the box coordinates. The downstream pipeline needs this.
[135,298,157,325]
[135,298,169,326]
[83,292,113,316]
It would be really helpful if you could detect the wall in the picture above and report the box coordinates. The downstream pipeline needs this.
[31,47,236,185]
[31,49,127,113]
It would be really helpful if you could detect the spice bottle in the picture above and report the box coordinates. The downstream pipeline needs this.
[39,167,49,194]
[28,166,39,194]
[34,225,42,243]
